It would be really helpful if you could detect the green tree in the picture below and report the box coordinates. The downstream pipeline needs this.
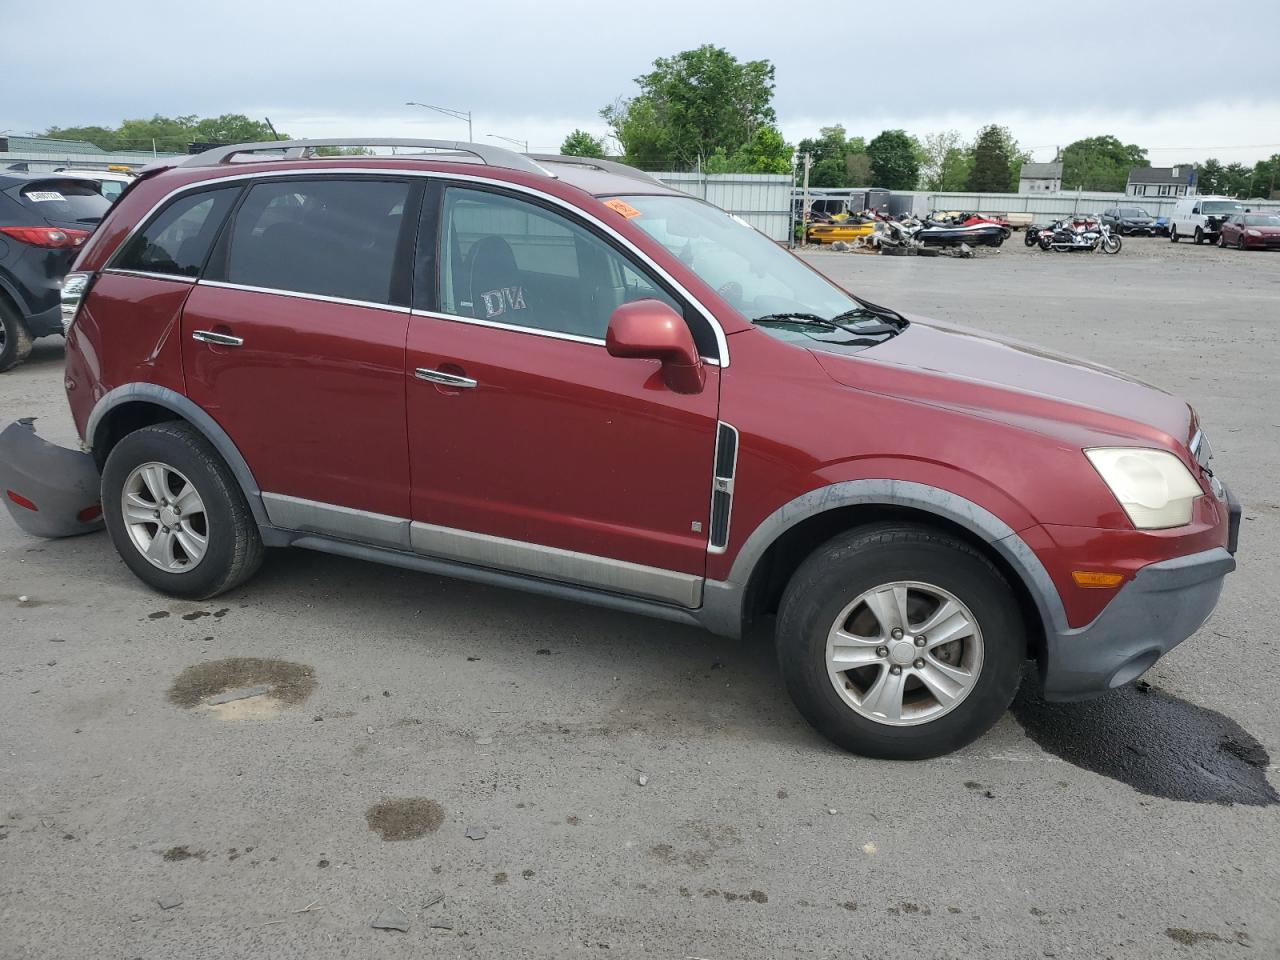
[938,147,975,192]
[1061,135,1148,191]
[601,44,779,170]
[845,153,873,187]
[44,114,283,152]
[703,126,793,175]
[560,129,607,158]
[866,129,920,189]
[796,125,868,188]
[1195,158,1223,195]
[966,124,1024,192]
[919,130,966,190]
[808,157,847,188]
[1221,162,1251,197]
[1247,154,1280,199]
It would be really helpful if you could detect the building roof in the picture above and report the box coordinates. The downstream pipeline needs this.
[3,136,108,155]
[1128,165,1195,184]
[1019,161,1062,179]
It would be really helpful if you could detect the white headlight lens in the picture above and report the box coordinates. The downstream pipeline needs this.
[60,272,91,333]
[1085,447,1203,529]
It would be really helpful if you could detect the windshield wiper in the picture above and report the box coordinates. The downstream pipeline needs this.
[751,312,833,327]
[843,295,909,329]
[752,311,899,336]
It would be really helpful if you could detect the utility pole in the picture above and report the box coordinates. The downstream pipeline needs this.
[802,152,812,245]
[405,101,473,142]
[264,117,279,140]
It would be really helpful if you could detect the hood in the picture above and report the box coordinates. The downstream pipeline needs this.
[812,316,1193,449]
[1121,216,1153,224]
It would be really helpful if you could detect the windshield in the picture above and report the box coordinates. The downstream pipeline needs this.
[1244,214,1280,226]
[1203,200,1244,214]
[618,194,861,322]
[1118,208,1149,218]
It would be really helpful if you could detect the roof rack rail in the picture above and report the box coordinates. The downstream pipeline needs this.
[182,138,553,177]
[528,154,664,185]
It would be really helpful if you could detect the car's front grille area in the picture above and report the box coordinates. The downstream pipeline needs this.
[708,422,738,552]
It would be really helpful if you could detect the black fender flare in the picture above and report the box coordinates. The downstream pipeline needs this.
[698,479,1067,641]
[85,383,273,531]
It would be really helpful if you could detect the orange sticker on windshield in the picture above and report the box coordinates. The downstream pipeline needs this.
[603,198,642,219]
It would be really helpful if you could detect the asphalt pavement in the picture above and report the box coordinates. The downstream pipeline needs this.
[1,236,1276,959]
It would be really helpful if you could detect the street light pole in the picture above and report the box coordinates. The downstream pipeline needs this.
[404,101,473,142]
[486,133,529,153]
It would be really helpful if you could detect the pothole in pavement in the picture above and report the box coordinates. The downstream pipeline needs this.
[1011,675,1278,806]
[168,658,316,720]
[366,798,445,841]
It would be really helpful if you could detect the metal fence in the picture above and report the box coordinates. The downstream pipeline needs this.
[900,190,1280,220]
[654,172,793,241]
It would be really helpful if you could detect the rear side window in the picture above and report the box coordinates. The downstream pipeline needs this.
[98,180,126,202]
[114,187,239,278]
[224,179,410,305]
[15,179,111,225]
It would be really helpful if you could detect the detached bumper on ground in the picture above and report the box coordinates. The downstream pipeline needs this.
[1040,545,1236,700]
[0,419,103,538]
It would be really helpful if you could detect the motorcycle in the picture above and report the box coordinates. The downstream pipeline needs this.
[1038,217,1122,254]
[1025,223,1050,247]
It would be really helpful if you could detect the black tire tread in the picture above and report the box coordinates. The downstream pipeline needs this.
[0,301,34,373]
[102,421,263,599]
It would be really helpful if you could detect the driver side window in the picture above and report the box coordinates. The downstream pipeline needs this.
[436,187,679,341]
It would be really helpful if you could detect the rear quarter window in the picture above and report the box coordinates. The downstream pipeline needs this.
[113,187,240,278]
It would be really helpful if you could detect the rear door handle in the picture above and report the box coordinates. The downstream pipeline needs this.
[415,368,477,389]
[192,330,244,347]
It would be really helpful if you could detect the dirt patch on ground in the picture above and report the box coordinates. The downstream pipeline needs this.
[167,658,316,719]
[365,798,445,841]
[162,845,206,862]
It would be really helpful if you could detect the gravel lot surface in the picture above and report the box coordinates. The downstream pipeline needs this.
[1,236,1277,959]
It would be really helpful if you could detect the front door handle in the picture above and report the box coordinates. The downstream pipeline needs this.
[192,330,244,347]
[415,367,477,389]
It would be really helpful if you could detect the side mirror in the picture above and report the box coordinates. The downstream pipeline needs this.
[605,299,705,395]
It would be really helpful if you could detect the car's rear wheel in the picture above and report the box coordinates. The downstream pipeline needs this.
[0,301,34,373]
[776,523,1025,760]
[1170,225,1179,242]
[102,422,263,599]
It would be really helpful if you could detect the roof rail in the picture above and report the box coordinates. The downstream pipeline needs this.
[182,138,553,177]
[528,154,664,185]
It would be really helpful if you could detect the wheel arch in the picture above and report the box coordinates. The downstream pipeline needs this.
[87,383,271,529]
[700,480,1066,659]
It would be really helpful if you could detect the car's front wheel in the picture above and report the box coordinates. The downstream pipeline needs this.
[776,523,1024,760]
[102,422,264,598]
[1194,227,1205,244]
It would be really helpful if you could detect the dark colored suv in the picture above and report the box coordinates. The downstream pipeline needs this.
[0,172,112,371]
[0,140,1240,759]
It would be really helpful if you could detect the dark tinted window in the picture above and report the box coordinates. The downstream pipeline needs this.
[115,188,239,278]
[15,179,111,224]
[438,187,679,340]
[226,179,409,304]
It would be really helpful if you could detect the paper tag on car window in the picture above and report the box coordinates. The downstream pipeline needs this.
[25,191,65,202]
[603,198,641,219]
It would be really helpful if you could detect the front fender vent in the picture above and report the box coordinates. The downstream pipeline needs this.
[708,422,739,553]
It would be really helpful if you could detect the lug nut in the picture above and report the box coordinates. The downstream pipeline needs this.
[891,628,904,640]
[876,646,888,657]
[913,658,925,670]
[161,526,169,533]
[915,635,927,647]
[153,510,160,518]
[890,665,902,675]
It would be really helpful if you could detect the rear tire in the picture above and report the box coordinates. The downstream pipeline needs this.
[1170,225,1179,242]
[101,421,264,599]
[0,302,34,373]
[775,523,1025,760]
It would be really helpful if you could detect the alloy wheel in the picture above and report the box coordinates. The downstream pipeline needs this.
[120,461,209,572]
[825,581,984,726]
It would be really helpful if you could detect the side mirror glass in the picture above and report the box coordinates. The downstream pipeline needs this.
[605,299,705,394]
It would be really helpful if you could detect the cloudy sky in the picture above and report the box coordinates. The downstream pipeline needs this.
[6,0,1278,166]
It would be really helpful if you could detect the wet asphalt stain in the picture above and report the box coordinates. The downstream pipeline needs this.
[1011,676,1278,806]
[148,611,170,620]
[167,658,316,709]
[180,608,230,622]
[365,798,445,841]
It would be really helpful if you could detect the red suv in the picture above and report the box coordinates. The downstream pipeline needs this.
[0,139,1240,759]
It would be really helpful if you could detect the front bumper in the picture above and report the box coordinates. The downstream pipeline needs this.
[0,419,104,538]
[1040,545,1235,700]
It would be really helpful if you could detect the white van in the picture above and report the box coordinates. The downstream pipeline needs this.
[1170,195,1245,244]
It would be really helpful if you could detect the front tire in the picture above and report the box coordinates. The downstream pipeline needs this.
[0,301,34,373]
[776,523,1025,760]
[1102,234,1122,254]
[102,422,264,599]
[1194,227,1204,244]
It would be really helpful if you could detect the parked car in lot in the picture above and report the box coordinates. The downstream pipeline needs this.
[1170,195,1245,244]
[0,139,1240,759]
[1100,206,1156,236]
[0,172,112,371]
[55,168,135,203]
[1217,212,1280,250]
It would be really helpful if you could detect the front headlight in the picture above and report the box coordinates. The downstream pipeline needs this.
[1245,229,1262,237]
[1085,448,1203,529]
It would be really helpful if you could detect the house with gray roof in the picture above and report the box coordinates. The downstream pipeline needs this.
[1127,165,1196,198]
[1018,161,1062,194]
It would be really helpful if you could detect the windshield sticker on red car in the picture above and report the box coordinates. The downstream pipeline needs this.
[603,198,642,219]
[481,286,527,318]
[25,191,65,203]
